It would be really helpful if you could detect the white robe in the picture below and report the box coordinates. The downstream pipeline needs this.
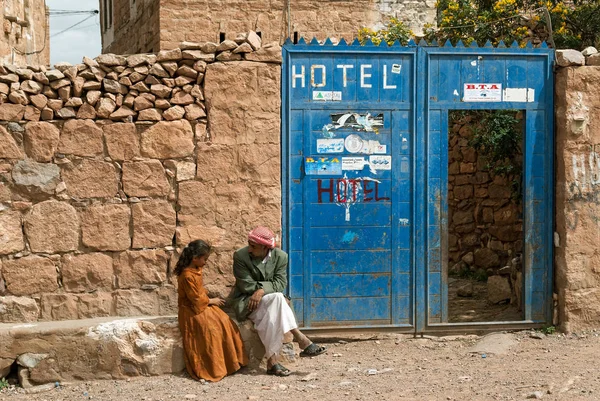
[248,292,298,359]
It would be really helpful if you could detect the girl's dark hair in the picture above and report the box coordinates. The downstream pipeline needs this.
[173,239,212,276]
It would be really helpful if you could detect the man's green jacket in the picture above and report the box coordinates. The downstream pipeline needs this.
[230,246,289,321]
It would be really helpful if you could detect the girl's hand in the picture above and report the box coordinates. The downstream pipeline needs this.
[209,297,225,307]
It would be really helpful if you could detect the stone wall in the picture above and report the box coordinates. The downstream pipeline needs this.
[0,33,282,324]
[0,0,49,66]
[448,113,524,307]
[555,49,600,332]
[100,0,436,54]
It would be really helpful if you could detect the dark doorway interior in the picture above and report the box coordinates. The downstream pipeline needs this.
[446,110,524,323]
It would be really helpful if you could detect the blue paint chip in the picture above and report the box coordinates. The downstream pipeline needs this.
[341,231,358,243]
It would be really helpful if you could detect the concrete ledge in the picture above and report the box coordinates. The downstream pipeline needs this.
[0,315,295,386]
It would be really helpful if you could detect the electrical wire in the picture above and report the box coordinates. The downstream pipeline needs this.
[48,10,99,16]
[50,14,97,38]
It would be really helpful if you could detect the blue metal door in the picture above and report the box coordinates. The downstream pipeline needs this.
[282,39,417,329]
[282,39,554,332]
[421,43,555,332]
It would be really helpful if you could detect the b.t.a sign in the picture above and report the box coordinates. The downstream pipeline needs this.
[463,83,502,102]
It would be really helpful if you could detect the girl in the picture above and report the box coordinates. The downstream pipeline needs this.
[175,239,248,382]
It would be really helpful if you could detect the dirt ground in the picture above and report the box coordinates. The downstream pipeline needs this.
[448,277,523,323]
[2,329,600,401]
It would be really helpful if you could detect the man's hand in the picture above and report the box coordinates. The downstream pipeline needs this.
[248,288,265,311]
[209,297,225,307]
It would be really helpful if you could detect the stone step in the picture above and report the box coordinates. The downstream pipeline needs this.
[0,315,296,386]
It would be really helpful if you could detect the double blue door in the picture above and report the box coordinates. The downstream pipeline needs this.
[282,39,554,332]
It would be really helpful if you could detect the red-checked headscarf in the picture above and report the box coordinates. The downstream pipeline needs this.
[248,226,276,249]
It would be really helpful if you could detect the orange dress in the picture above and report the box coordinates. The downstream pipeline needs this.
[177,268,248,382]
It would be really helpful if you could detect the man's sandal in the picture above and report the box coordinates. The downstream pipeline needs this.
[299,343,327,357]
[267,363,292,377]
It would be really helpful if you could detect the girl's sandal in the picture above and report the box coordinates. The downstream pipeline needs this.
[267,363,292,377]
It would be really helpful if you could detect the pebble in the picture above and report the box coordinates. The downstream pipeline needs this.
[183,395,197,400]
[531,333,546,340]
[300,373,318,382]
[527,391,544,399]
[333,353,343,357]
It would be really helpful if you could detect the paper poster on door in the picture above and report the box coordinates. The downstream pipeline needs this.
[305,157,342,175]
[342,157,368,171]
[463,83,502,102]
[317,138,344,154]
[369,155,392,170]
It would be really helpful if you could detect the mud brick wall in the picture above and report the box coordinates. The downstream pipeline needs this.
[0,33,282,324]
[101,0,437,54]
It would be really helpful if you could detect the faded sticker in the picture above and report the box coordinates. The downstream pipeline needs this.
[342,157,368,170]
[345,134,364,153]
[313,91,342,101]
[322,112,384,137]
[463,83,502,102]
[368,141,387,154]
[399,218,410,226]
[317,138,344,153]
[391,64,402,74]
[503,88,535,102]
[305,157,342,175]
[401,156,410,173]
[369,155,392,170]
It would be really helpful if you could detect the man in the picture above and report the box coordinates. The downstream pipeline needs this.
[230,226,327,376]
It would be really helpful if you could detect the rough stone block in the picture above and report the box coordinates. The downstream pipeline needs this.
[122,160,170,197]
[0,125,23,159]
[487,275,512,304]
[113,289,159,315]
[103,123,140,161]
[238,144,281,183]
[132,200,176,249]
[58,119,104,156]
[205,62,280,146]
[62,160,119,198]
[0,296,39,323]
[556,49,585,67]
[114,249,169,289]
[79,202,129,250]
[177,181,216,219]
[164,160,195,181]
[11,160,61,199]
[175,215,228,247]
[474,248,500,269]
[0,211,25,255]
[157,286,177,315]
[24,122,60,162]
[61,253,114,293]
[140,120,195,159]
[24,201,79,253]
[40,293,78,321]
[0,104,25,121]
[3,256,58,296]
[77,292,113,318]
